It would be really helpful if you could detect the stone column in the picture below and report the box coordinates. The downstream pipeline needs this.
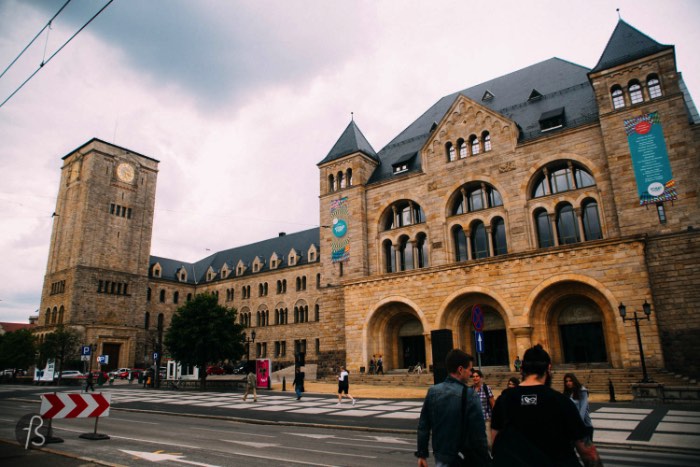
[485,225,494,257]
[465,228,473,260]
[574,207,585,241]
[548,213,559,246]
[511,326,534,367]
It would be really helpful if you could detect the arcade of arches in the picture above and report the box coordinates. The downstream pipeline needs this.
[362,282,619,371]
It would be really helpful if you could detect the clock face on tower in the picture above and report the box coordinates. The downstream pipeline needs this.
[116,162,135,183]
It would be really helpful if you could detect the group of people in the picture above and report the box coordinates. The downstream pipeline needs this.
[368,355,384,375]
[416,345,602,466]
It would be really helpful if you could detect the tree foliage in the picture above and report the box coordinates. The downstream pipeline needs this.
[0,329,36,371]
[164,293,245,388]
[38,325,82,384]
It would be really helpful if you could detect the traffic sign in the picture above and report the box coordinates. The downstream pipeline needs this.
[40,393,111,419]
[81,346,92,356]
[471,304,484,332]
[153,352,159,361]
[97,355,109,364]
[475,331,485,353]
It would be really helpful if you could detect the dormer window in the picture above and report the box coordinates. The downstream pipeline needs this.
[393,152,416,173]
[308,245,318,262]
[236,260,246,277]
[539,107,565,132]
[177,267,187,282]
[206,267,215,282]
[152,263,162,278]
[221,264,229,279]
[528,89,543,102]
[394,163,408,174]
[482,90,494,102]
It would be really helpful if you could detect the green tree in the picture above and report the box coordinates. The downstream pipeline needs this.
[0,329,37,375]
[165,293,245,389]
[38,325,81,385]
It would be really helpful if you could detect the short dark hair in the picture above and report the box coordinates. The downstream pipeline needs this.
[445,349,474,374]
[472,369,484,378]
[521,344,551,377]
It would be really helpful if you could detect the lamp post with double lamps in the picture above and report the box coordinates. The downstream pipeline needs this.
[618,300,653,383]
[244,330,256,361]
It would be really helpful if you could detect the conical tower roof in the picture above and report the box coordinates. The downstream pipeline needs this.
[318,120,378,165]
[591,19,673,73]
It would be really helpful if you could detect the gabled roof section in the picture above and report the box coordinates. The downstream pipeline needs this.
[591,20,673,73]
[367,57,597,183]
[318,120,378,165]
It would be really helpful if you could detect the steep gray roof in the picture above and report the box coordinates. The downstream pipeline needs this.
[150,228,320,284]
[591,20,673,73]
[318,120,378,165]
[368,57,598,183]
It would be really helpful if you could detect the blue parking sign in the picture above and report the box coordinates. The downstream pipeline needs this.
[81,345,91,356]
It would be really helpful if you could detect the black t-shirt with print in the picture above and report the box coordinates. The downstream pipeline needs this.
[491,384,587,463]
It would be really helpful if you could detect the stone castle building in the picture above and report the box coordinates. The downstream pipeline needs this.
[35,20,700,378]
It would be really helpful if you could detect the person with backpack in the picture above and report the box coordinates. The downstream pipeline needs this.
[471,369,495,451]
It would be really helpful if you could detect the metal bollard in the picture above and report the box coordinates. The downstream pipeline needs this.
[608,378,616,402]
[282,376,286,392]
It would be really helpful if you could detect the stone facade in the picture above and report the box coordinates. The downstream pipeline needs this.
[35,21,700,379]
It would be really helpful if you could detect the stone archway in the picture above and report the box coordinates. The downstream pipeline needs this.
[366,301,425,371]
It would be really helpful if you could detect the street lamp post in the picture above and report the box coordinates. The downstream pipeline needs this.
[244,330,256,361]
[618,300,653,383]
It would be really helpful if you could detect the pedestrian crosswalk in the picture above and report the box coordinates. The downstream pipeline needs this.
[109,389,424,419]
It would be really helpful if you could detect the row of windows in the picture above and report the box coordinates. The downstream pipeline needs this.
[240,304,320,327]
[383,233,429,273]
[147,288,191,303]
[251,338,319,359]
[611,74,662,110]
[109,203,132,219]
[452,217,508,261]
[144,312,164,331]
[446,131,492,162]
[328,168,353,193]
[50,280,65,295]
[44,306,64,325]
[534,200,603,247]
[98,280,130,296]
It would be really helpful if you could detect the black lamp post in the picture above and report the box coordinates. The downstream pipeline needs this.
[618,300,653,383]
[244,330,256,361]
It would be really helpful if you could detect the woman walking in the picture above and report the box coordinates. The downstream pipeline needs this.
[292,367,305,400]
[563,372,594,441]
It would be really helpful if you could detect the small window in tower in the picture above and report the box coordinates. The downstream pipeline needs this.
[647,75,662,99]
[611,86,625,109]
[656,203,667,224]
[629,80,643,104]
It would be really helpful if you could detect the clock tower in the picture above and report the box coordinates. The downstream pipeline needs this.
[37,139,159,370]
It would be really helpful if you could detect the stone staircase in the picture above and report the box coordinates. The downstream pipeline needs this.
[336,367,699,398]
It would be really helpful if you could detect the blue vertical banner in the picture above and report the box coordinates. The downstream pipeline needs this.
[624,112,677,206]
[330,197,350,263]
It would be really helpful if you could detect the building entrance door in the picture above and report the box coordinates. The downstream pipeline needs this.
[401,335,426,368]
[102,343,121,372]
[560,322,607,363]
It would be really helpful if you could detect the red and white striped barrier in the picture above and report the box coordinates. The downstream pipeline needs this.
[40,392,111,419]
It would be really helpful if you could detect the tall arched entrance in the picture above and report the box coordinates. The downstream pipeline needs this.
[556,297,607,364]
[441,293,510,367]
[367,301,425,371]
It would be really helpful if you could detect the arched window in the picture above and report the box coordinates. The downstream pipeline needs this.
[416,233,429,268]
[611,85,625,109]
[471,221,490,259]
[458,139,467,159]
[628,80,643,104]
[446,142,456,162]
[44,308,50,325]
[328,174,335,192]
[383,239,395,273]
[647,74,662,99]
[187,293,192,301]
[159,289,166,303]
[296,277,301,291]
[147,288,151,301]
[338,171,345,189]
[173,291,179,304]
[531,161,596,198]
[157,313,164,332]
[582,199,603,241]
[451,183,503,215]
[398,235,414,271]
[469,134,480,155]
[482,131,492,152]
[535,209,554,248]
[382,200,425,230]
[557,204,580,245]
[144,312,150,330]
[58,306,64,324]
[453,225,468,261]
[492,218,507,256]
[256,311,261,326]
[346,168,353,186]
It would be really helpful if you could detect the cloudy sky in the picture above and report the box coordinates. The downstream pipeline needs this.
[1,0,698,324]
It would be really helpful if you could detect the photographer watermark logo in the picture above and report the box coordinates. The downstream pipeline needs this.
[15,413,48,449]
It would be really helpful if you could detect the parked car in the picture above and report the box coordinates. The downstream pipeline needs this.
[230,361,254,374]
[206,365,225,375]
[115,368,133,379]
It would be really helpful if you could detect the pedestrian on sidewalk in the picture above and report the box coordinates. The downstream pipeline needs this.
[369,357,376,375]
[84,371,95,392]
[337,366,356,406]
[563,372,594,442]
[376,355,384,375]
[293,367,305,400]
[243,369,257,402]
[471,369,496,451]
[491,344,602,467]
[415,349,490,467]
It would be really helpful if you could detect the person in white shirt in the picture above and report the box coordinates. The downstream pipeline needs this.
[337,366,356,406]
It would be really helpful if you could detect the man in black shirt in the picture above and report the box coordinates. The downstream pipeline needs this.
[491,345,602,467]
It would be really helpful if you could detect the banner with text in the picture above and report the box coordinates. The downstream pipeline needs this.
[624,112,677,206]
[330,197,350,263]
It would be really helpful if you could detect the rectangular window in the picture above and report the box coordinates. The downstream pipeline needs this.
[281,341,286,356]
[315,338,320,354]
[110,203,115,214]
[656,203,667,224]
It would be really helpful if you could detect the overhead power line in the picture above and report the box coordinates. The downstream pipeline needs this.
[0,0,115,110]
[0,0,72,80]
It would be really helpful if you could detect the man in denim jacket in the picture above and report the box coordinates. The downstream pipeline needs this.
[416,349,490,466]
